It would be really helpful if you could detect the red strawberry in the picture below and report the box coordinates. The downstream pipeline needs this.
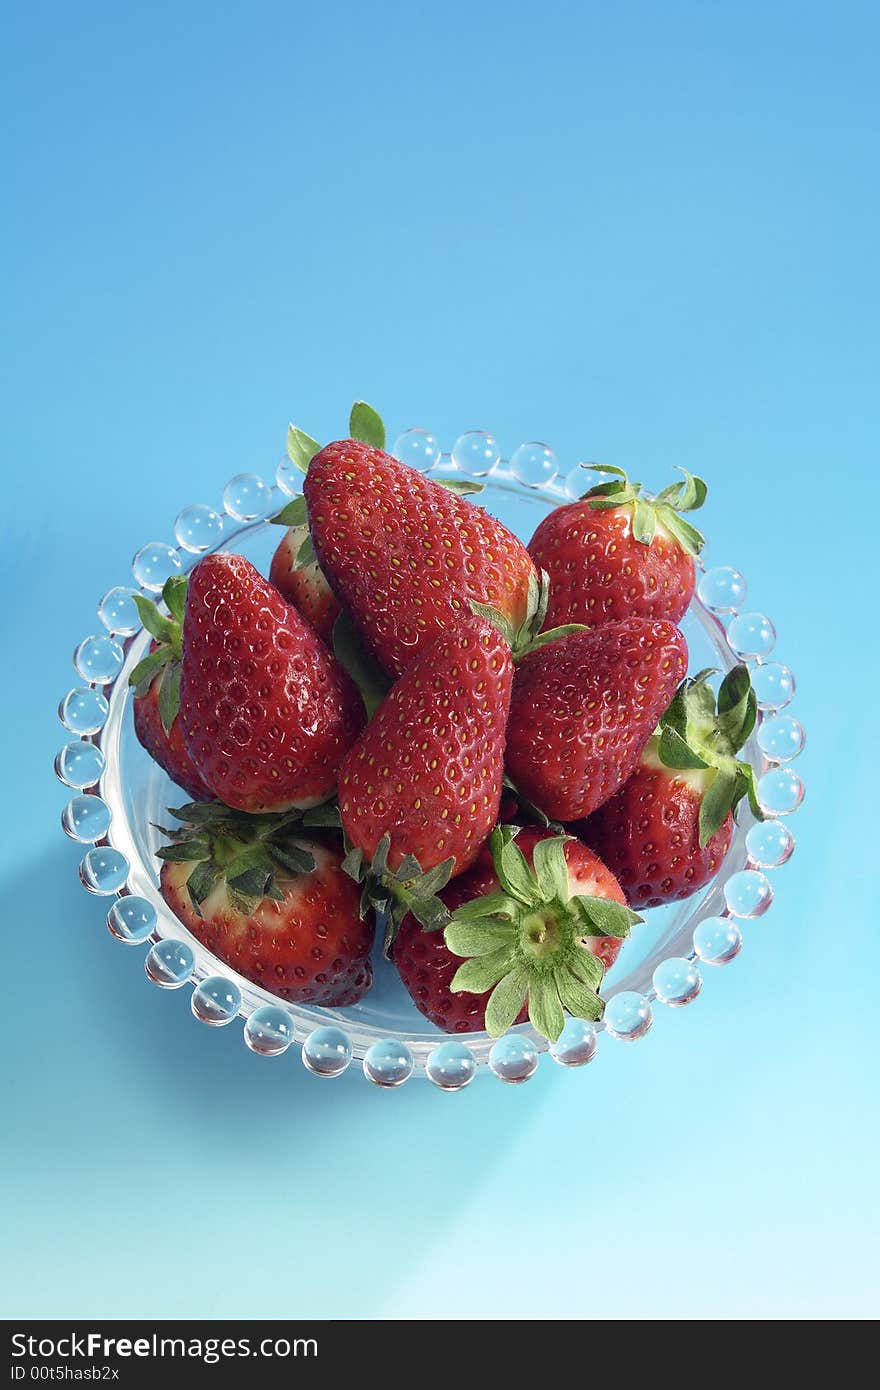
[129,577,211,801]
[505,618,688,822]
[269,495,340,644]
[303,438,537,676]
[158,804,374,1005]
[338,617,513,936]
[179,553,364,813]
[394,826,639,1039]
[528,466,706,629]
[579,665,764,908]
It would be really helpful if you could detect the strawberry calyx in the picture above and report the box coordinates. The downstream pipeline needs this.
[273,403,485,563]
[444,826,642,1042]
[342,833,456,954]
[128,576,188,734]
[279,398,384,487]
[155,800,341,916]
[470,568,589,660]
[580,464,707,557]
[650,664,764,847]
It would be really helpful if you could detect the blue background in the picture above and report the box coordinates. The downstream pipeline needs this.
[3,0,877,1319]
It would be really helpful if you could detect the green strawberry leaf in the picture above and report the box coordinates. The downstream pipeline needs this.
[156,837,211,862]
[371,834,391,877]
[225,841,276,883]
[483,965,530,1037]
[531,835,570,904]
[448,891,520,924]
[395,853,422,882]
[576,897,642,938]
[414,858,456,898]
[581,465,634,505]
[659,683,689,740]
[157,661,181,735]
[698,763,739,846]
[717,664,750,717]
[530,568,550,637]
[582,479,628,499]
[341,846,365,881]
[167,801,235,826]
[450,947,517,996]
[444,918,517,957]
[467,600,516,648]
[332,610,393,719]
[528,977,565,1042]
[406,893,452,934]
[294,532,317,569]
[657,507,705,557]
[269,842,317,876]
[349,401,386,450]
[287,424,321,473]
[186,861,222,913]
[490,826,539,905]
[554,967,605,1022]
[717,688,757,755]
[681,673,719,740]
[434,477,485,495]
[133,593,177,645]
[271,494,308,527]
[583,463,628,482]
[631,497,657,546]
[364,880,384,926]
[128,647,170,692]
[674,468,708,511]
[737,761,765,824]
[226,861,275,902]
[658,725,710,770]
[567,948,605,991]
[162,575,188,624]
[523,623,589,654]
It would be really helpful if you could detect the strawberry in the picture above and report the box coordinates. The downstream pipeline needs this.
[268,495,340,644]
[178,553,364,813]
[505,618,688,822]
[528,465,707,629]
[158,803,374,1005]
[129,577,211,801]
[579,665,764,908]
[302,423,537,677]
[338,616,513,938]
[394,826,640,1039]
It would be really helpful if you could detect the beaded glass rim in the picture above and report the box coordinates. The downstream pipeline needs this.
[56,428,803,1090]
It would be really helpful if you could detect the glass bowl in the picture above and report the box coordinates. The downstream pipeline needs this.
[56,429,804,1089]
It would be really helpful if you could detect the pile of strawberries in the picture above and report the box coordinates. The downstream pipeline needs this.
[131,402,762,1043]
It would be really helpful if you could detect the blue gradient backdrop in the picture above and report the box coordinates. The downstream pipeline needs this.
[3,1,877,1319]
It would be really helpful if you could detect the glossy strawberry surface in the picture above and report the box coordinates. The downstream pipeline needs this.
[338,617,513,876]
[506,618,688,821]
[579,764,734,909]
[529,502,696,628]
[161,839,374,1005]
[304,439,535,676]
[269,524,340,644]
[132,643,212,801]
[179,553,364,812]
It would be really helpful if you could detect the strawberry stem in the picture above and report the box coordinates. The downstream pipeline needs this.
[580,464,708,556]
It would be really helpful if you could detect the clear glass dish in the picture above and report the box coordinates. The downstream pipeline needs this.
[56,429,804,1089]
